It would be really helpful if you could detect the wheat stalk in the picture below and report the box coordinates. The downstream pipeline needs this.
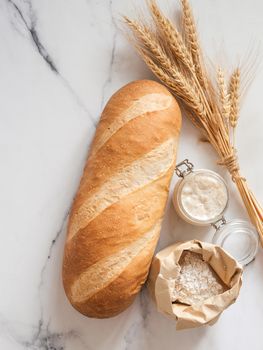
[124,0,263,246]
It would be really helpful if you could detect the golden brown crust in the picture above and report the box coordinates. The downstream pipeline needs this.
[70,86,180,211]
[72,231,160,318]
[63,170,172,299]
[62,80,181,318]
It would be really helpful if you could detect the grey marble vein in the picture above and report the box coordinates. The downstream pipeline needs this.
[101,0,118,109]
[7,0,96,125]
[38,210,69,291]
[123,323,139,350]
[27,323,84,350]
[7,0,57,72]
[0,208,84,349]
[123,289,151,350]
[0,312,86,350]
[34,204,72,347]
[139,287,151,328]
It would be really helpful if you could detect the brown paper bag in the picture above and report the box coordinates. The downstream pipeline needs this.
[148,240,243,330]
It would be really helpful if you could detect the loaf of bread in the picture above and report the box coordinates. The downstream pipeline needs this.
[62,80,181,318]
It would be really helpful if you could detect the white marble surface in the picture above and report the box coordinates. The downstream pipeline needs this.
[1,0,263,349]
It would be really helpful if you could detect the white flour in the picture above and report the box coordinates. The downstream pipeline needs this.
[172,252,225,306]
[181,172,228,222]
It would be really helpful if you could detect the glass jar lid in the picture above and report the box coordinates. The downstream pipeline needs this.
[212,219,259,266]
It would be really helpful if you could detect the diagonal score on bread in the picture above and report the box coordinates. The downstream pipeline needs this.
[70,220,162,303]
[67,137,177,241]
[62,80,182,318]
[90,93,173,157]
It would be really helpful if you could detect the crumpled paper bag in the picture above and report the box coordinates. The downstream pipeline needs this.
[148,240,243,330]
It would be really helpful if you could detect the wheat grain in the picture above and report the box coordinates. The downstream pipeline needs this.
[180,0,208,90]
[149,1,195,73]
[140,51,206,119]
[217,67,231,128]
[229,68,241,128]
[124,18,170,69]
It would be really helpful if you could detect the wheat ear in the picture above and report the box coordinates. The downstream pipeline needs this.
[139,51,207,119]
[229,68,241,129]
[123,18,172,70]
[229,68,240,146]
[181,0,208,90]
[217,67,231,130]
[148,1,195,73]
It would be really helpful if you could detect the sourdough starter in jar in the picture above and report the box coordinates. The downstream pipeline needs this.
[173,170,228,225]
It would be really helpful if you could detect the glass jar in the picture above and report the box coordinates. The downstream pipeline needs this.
[212,219,259,266]
[173,159,259,266]
[173,162,229,225]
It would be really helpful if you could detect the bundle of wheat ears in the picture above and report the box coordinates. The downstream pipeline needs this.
[124,0,263,245]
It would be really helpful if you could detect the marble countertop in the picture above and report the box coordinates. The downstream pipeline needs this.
[1,0,263,349]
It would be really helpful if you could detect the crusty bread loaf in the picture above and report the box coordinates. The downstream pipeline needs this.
[62,80,181,318]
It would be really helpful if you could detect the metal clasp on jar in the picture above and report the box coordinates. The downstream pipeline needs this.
[212,216,227,230]
[175,159,194,178]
